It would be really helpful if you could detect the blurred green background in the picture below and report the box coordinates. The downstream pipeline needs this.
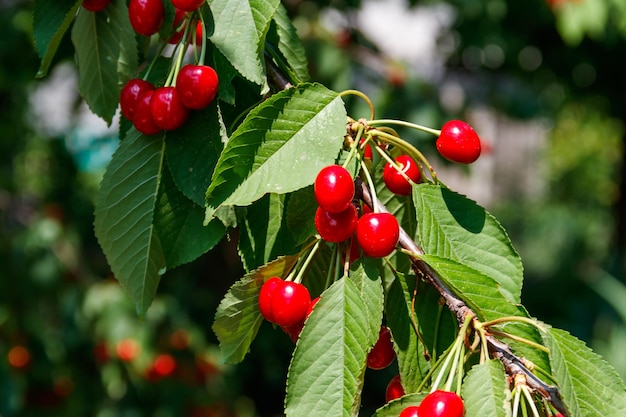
[1,0,626,416]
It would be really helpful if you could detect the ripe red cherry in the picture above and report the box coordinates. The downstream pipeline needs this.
[171,0,205,12]
[195,20,204,46]
[282,296,320,342]
[314,165,355,213]
[176,64,219,110]
[314,205,358,243]
[399,406,420,417]
[367,326,395,370]
[385,375,405,402]
[383,155,421,196]
[128,0,165,36]
[82,0,112,12]
[418,390,464,417]
[258,276,282,323]
[436,120,481,164]
[120,78,154,122]
[355,212,399,258]
[133,90,162,135]
[150,86,189,131]
[167,8,187,44]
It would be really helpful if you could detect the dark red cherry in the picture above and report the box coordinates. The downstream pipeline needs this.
[128,0,165,36]
[355,212,399,258]
[82,0,112,12]
[314,165,355,213]
[120,78,154,122]
[176,64,219,110]
[436,120,481,164]
[399,406,420,417]
[171,0,205,12]
[366,326,395,370]
[314,205,358,243]
[133,90,161,135]
[382,155,421,196]
[385,375,405,402]
[167,8,187,44]
[150,86,189,131]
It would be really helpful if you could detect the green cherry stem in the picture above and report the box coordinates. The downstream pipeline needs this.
[291,238,322,285]
[198,12,207,65]
[488,329,550,353]
[359,164,379,213]
[339,90,375,120]
[368,118,441,136]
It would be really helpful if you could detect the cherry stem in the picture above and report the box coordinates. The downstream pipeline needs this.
[166,33,190,87]
[339,90,375,120]
[480,316,547,333]
[488,329,550,353]
[143,41,170,82]
[292,238,322,285]
[198,12,207,66]
[372,140,417,185]
[367,118,442,137]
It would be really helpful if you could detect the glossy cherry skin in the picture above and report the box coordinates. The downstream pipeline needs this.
[281,296,320,342]
[383,155,421,196]
[176,64,219,110]
[258,276,282,323]
[385,375,405,402]
[128,0,165,36]
[82,0,112,12]
[418,390,464,417]
[315,205,358,243]
[436,120,481,164]
[150,86,189,131]
[399,406,420,417]
[171,0,205,12]
[356,212,399,258]
[367,326,396,370]
[314,165,355,213]
[133,90,162,135]
[120,78,154,122]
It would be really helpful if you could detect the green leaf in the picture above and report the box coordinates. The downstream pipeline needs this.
[165,104,225,206]
[266,3,310,83]
[154,163,226,269]
[285,276,379,417]
[71,0,138,123]
[207,0,279,91]
[93,130,166,318]
[413,184,523,303]
[212,255,299,364]
[205,83,346,220]
[462,360,512,417]
[349,259,385,342]
[285,185,317,245]
[543,327,626,417]
[237,193,300,272]
[33,0,80,78]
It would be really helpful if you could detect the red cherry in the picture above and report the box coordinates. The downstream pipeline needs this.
[152,353,177,377]
[150,86,189,131]
[120,78,154,122]
[418,390,464,417]
[133,90,162,135]
[259,276,282,323]
[399,406,420,417]
[281,296,320,342]
[436,120,481,164]
[128,0,165,36]
[271,281,312,327]
[116,338,140,362]
[176,64,219,110]
[385,375,405,402]
[82,0,112,12]
[383,155,421,196]
[195,20,204,47]
[314,205,358,243]
[355,212,399,258]
[167,8,187,44]
[367,326,395,370]
[359,138,373,160]
[314,165,355,213]
[171,0,205,12]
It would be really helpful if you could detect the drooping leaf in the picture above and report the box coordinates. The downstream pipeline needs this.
[266,2,310,83]
[207,0,279,92]
[285,276,380,417]
[462,360,512,417]
[154,163,226,269]
[542,327,626,417]
[165,104,225,206]
[238,193,300,272]
[212,255,299,364]
[205,83,346,221]
[33,0,80,78]
[71,0,138,124]
[413,184,523,303]
[93,130,166,318]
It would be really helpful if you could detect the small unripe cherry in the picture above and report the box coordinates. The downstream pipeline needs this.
[314,165,355,213]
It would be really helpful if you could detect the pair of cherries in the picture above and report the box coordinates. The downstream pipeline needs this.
[313,165,402,258]
[120,64,218,135]
[127,0,205,37]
